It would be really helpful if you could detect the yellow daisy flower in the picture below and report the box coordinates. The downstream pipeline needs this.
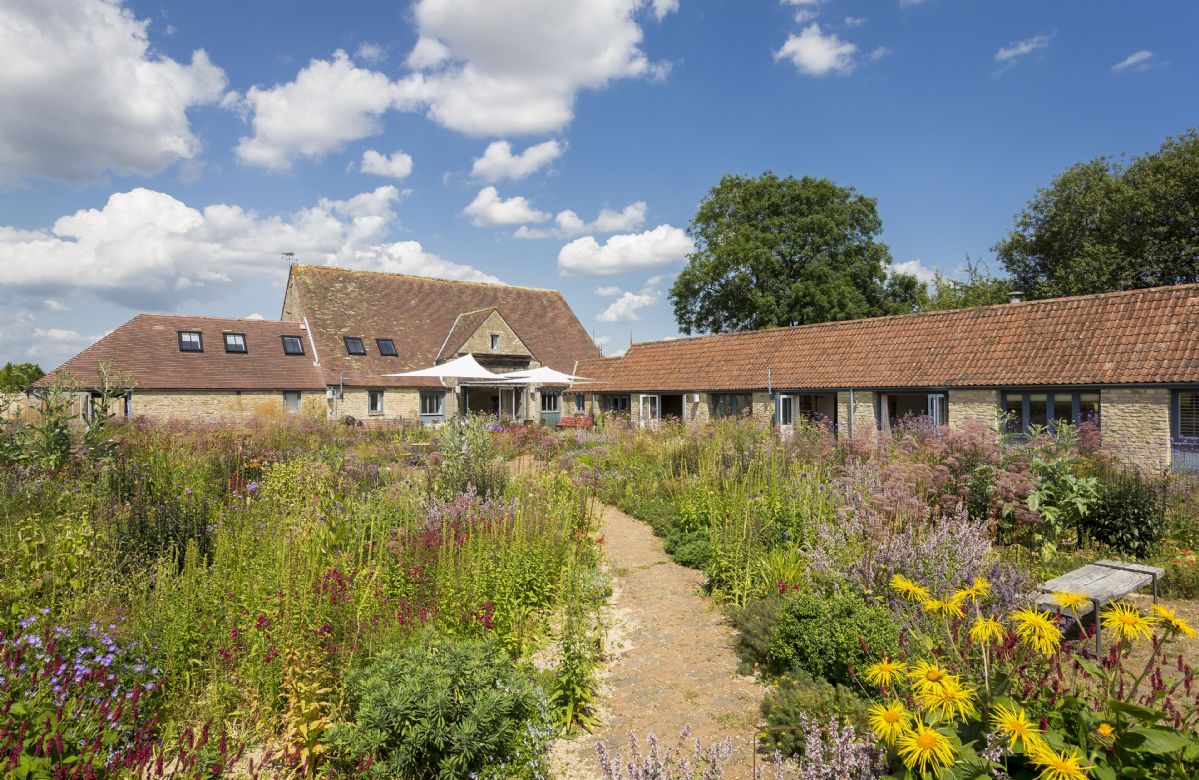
[956,576,993,604]
[891,574,931,603]
[863,656,906,688]
[1051,591,1091,613]
[919,682,978,724]
[895,723,956,775]
[924,597,966,619]
[1100,601,1157,643]
[1010,607,1063,656]
[867,700,910,744]
[908,660,957,695]
[1150,604,1197,639]
[1095,722,1116,741]
[968,616,1006,645]
[989,702,1042,751]
[1028,743,1092,780]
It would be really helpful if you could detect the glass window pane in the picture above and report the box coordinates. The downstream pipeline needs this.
[1051,393,1072,429]
[1079,392,1100,426]
[1028,393,1048,429]
[282,336,304,355]
[1180,392,1199,438]
[1003,393,1024,433]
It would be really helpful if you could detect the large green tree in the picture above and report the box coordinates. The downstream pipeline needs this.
[925,258,1012,311]
[0,362,43,392]
[669,172,922,334]
[996,128,1199,298]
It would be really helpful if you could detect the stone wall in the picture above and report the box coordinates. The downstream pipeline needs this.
[948,389,1001,432]
[1101,387,1172,472]
[456,310,535,360]
[131,390,326,423]
[335,387,426,421]
[835,391,878,440]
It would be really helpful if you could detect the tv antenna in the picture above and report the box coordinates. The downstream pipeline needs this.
[282,251,295,265]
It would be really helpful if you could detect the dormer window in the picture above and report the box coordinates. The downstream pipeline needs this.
[490,333,500,351]
[344,337,366,355]
[223,333,247,353]
[178,331,203,352]
[281,335,305,355]
[376,338,397,357]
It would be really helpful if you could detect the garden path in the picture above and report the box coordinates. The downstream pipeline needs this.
[549,500,766,778]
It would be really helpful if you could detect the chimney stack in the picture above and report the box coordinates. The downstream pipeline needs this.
[1009,291,1024,304]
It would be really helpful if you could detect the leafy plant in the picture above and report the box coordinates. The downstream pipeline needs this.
[328,635,544,779]
[759,670,873,758]
[1085,467,1166,557]
[768,590,898,686]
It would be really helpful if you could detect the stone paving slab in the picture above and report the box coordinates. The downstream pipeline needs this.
[550,502,765,779]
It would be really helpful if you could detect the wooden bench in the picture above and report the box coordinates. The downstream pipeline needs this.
[558,415,594,429]
[1037,560,1165,655]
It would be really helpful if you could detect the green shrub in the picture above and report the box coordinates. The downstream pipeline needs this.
[1085,468,1165,557]
[329,635,546,779]
[663,525,712,569]
[732,597,784,673]
[759,669,872,757]
[767,590,898,686]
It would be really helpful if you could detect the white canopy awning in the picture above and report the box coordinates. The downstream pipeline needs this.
[498,366,591,385]
[383,353,503,380]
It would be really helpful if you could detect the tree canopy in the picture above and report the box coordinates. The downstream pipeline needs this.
[924,259,1012,312]
[995,128,1199,299]
[0,362,43,393]
[668,172,923,334]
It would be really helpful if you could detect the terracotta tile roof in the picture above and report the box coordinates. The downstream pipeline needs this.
[577,284,1199,393]
[38,314,324,390]
[288,265,600,388]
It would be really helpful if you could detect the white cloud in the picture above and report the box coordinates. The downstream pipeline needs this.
[0,186,498,313]
[43,299,70,312]
[595,275,664,323]
[558,224,692,276]
[1112,50,1154,73]
[471,139,564,181]
[397,0,669,136]
[893,259,936,284]
[516,201,647,239]
[233,50,397,170]
[597,290,656,322]
[595,285,622,296]
[651,0,679,20]
[869,46,892,61]
[245,312,266,320]
[775,24,857,76]
[360,149,414,179]
[594,334,613,350]
[406,36,451,69]
[844,16,867,27]
[354,41,387,64]
[995,34,1051,65]
[0,0,227,185]
[463,186,550,227]
[783,0,824,24]
[899,0,932,7]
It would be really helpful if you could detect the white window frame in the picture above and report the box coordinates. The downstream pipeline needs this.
[368,389,384,415]
[540,392,560,413]
[489,333,501,351]
[283,391,301,414]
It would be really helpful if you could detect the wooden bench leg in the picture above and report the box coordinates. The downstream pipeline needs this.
[1093,598,1102,658]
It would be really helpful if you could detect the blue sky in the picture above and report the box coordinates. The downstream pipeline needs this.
[1,0,1196,368]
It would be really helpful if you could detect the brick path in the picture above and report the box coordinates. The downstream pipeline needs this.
[551,501,766,779]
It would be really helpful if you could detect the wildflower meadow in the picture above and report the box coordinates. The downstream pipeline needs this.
[2,401,1199,779]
